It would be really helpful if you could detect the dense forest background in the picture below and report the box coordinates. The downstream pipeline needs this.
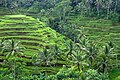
[1,0,120,18]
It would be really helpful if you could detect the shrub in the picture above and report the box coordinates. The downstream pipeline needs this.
[85,69,109,80]
[111,13,119,25]
[46,65,80,80]
[46,66,109,80]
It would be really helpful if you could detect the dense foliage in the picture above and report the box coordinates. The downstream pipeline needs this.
[0,37,118,79]
[0,0,120,80]
[1,0,120,19]
[0,0,120,41]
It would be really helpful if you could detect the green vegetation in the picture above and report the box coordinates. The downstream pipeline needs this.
[0,14,71,79]
[109,68,120,80]
[0,0,120,80]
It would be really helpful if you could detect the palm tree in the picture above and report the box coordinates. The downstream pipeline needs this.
[52,44,60,65]
[77,38,98,68]
[97,42,114,73]
[84,43,98,68]
[38,48,53,67]
[3,39,24,80]
[0,39,4,54]
[77,39,97,66]
[97,53,109,73]
[72,50,88,72]
[76,38,89,51]
[66,41,75,58]
[3,39,23,58]
[104,41,114,58]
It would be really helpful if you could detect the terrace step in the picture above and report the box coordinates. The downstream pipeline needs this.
[0,27,38,31]
[21,41,42,47]
[21,45,40,51]
[0,31,43,37]
[0,32,30,36]
[0,36,42,41]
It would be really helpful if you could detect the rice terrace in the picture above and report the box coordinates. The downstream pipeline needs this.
[0,0,120,80]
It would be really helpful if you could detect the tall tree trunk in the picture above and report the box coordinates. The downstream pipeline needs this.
[87,0,92,16]
[107,0,112,19]
[96,0,100,17]
[103,63,105,73]
[107,6,110,19]
[14,59,16,80]
[114,0,118,14]
[90,57,93,67]
[78,63,80,72]
[5,0,7,8]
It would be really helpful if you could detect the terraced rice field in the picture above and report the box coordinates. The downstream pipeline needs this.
[67,14,120,56]
[0,14,70,74]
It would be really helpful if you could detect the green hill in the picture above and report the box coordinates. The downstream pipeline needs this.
[0,14,70,75]
[0,14,69,54]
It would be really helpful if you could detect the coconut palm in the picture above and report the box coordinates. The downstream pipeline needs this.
[76,38,89,51]
[3,39,24,58]
[76,38,98,68]
[97,42,114,73]
[97,53,110,73]
[104,41,114,57]
[52,44,60,65]
[38,48,53,67]
[0,39,4,54]
[3,39,24,80]
[66,41,75,58]
[84,43,98,68]
[72,50,88,72]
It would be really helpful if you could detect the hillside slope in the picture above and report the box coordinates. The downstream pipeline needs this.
[0,14,70,76]
[0,15,69,55]
[66,14,120,54]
